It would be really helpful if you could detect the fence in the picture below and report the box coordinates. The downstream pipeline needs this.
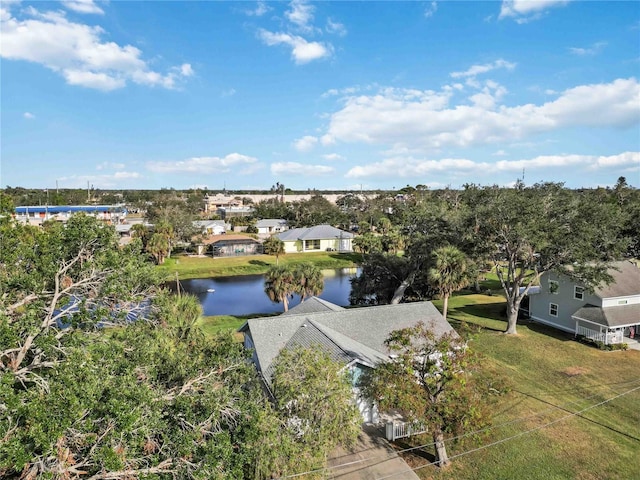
[385,421,427,442]
[576,325,623,345]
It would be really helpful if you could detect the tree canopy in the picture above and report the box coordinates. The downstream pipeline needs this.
[361,323,490,467]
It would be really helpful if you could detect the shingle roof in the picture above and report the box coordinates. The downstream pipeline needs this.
[262,321,352,385]
[572,303,640,328]
[594,261,640,299]
[277,225,354,242]
[283,296,345,316]
[241,299,456,382]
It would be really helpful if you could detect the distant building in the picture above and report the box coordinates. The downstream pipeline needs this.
[277,225,354,253]
[14,205,127,226]
[256,219,288,235]
[217,206,254,220]
[192,220,228,235]
[203,194,242,213]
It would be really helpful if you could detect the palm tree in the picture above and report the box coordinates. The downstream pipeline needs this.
[262,235,285,265]
[428,245,470,321]
[294,263,324,302]
[147,232,169,265]
[264,265,296,312]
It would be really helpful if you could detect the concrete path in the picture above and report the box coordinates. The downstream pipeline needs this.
[327,424,420,480]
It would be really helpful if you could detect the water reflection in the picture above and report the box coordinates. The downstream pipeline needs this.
[176,268,358,316]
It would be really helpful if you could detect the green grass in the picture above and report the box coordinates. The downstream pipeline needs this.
[405,291,640,480]
[159,251,360,280]
[197,315,246,336]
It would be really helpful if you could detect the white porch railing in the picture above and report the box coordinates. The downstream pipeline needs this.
[576,325,605,343]
[576,325,623,345]
[385,421,427,442]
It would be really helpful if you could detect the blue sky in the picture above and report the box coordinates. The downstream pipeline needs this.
[1,0,639,191]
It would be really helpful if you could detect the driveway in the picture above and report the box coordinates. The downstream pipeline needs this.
[327,424,420,480]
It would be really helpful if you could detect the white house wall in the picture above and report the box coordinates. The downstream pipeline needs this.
[281,238,353,253]
[602,295,640,308]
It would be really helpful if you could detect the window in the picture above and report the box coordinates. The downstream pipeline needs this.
[304,239,320,250]
[574,286,584,301]
[549,303,558,317]
[549,280,559,295]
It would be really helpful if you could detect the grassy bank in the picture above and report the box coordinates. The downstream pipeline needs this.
[406,293,640,479]
[159,251,360,280]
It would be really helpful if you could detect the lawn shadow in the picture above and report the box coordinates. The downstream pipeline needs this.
[452,303,508,333]
[248,259,270,266]
[521,321,575,342]
[392,437,435,463]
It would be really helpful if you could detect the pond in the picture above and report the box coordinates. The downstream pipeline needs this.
[176,268,359,316]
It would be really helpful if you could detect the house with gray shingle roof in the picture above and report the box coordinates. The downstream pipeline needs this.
[238,298,457,422]
[277,224,354,253]
[529,261,640,345]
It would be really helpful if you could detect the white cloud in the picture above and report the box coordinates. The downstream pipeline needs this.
[569,41,607,56]
[450,59,516,79]
[96,161,125,171]
[58,171,141,188]
[320,78,640,150]
[285,0,315,32]
[322,153,345,161]
[221,88,236,97]
[258,29,331,64]
[321,86,360,98]
[345,151,640,179]
[591,151,640,169]
[424,1,438,18]
[346,157,483,178]
[244,1,269,17]
[293,135,318,152]
[499,0,570,22]
[326,17,347,36]
[23,111,35,119]
[0,5,193,91]
[271,161,334,176]
[61,0,104,15]
[147,153,259,174]
[178,63,194,77]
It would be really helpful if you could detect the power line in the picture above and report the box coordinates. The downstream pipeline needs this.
[274,381,640,480]
[374,384,640,480]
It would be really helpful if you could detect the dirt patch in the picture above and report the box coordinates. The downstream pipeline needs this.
[562,366,589,377]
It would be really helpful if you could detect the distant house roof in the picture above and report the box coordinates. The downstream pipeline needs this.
[572,303,640,328]
[200,234,258,245]
[239,299,456,386]
[593,261,640,298]
[256,219,287,228]
[277,224,354,242]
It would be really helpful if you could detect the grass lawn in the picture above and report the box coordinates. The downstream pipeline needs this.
[404,292,640,480]
[159,251,360,280]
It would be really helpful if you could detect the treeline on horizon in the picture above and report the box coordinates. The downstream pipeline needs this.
[2,177,637,208]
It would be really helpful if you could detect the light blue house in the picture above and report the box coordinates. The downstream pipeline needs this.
[238,298,456,423]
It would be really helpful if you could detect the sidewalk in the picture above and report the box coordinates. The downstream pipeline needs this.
[327,424,420,480]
